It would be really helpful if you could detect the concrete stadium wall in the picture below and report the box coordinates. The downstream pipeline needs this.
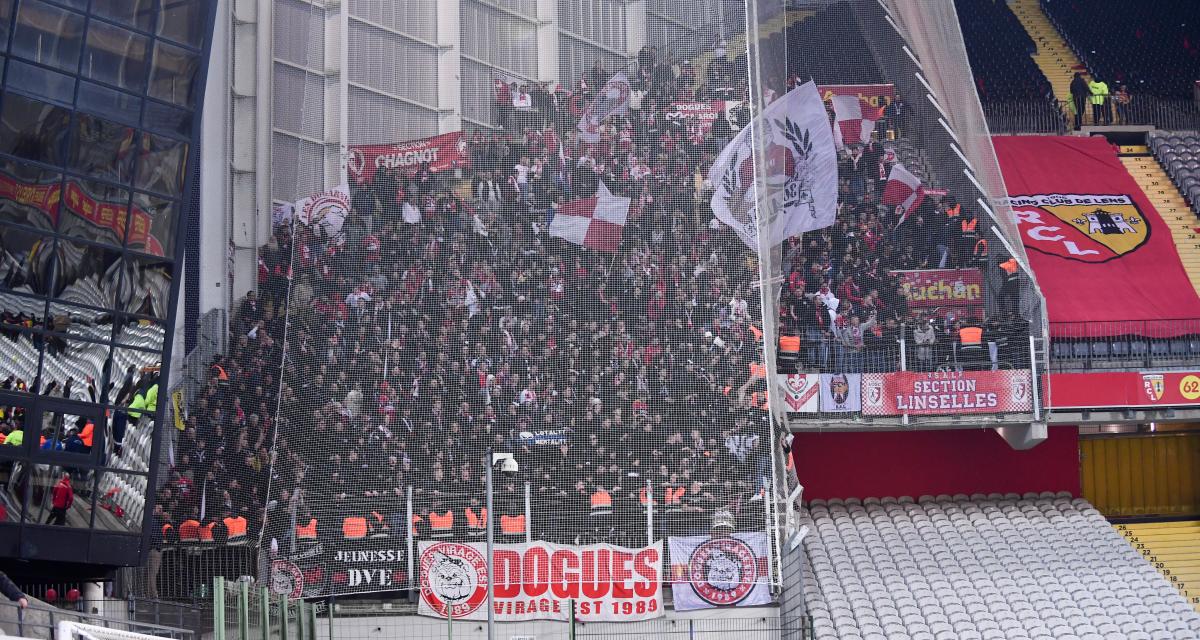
[313,605,781,640]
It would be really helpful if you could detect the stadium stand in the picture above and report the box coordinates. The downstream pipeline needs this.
[956,0,1063,133]
[956,0,1052,99]
[785,3,885,85]
[802,495,1200,640]
[156,0,1036,564]
[1040,0,1200,101]
[1116,521,1200,612]
[1151,131,1200,216]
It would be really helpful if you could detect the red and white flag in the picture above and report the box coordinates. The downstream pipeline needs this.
[881,163,925,224]
[831,95,879,149]
[549,181,631,253]
[578,73,632,143]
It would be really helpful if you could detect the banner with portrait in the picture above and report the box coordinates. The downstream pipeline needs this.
[819,373,862,412]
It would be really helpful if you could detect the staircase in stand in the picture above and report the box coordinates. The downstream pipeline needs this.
[1116,520,1200,612]
[1008,0,1083,110]
[1120,155,1200,295]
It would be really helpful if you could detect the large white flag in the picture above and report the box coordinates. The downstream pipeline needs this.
[709,81,838,249]
[577,73,632,143]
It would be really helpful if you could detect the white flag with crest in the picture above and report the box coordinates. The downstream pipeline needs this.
[578,73,632,143]
[709,81,838,249]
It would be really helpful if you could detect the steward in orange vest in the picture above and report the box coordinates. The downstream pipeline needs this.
[590,488,613,516]
[464,506,487,538]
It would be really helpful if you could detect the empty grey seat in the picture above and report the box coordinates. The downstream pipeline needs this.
[801,495,1200,640]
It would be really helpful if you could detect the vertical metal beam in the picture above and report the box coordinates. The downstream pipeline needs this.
[645,479,653,546]
[326,597,335,640]
[406,486,415,595]
[1029,335,1042,422]
[567,599,575,640]
[238,580,250,640]
[213,577,225,640]
[259,588,270,640]
[486,447,495,640]
[278,594,289,640]
[524,481,532,543]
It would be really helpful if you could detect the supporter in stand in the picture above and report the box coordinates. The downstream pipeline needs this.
[1089,75,1111,126]
[1113,85,1132,125]
[0,571,28,609]
[1070,72,1090,130]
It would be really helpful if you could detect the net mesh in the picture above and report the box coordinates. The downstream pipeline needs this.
[160,0,1046,605]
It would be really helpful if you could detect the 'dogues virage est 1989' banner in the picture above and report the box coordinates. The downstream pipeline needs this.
[417,540,663,622]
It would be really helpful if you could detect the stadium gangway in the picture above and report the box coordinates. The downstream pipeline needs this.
[0,599,194,640]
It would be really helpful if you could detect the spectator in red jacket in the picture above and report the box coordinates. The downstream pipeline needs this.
[47,473,74,526]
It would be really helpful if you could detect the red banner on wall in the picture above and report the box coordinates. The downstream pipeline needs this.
[861,370,1034,416]
[1047,371,1200,409]
[994,136,1200,337]
[817,84,895,110]
[347,132,471,183]
[893,269,984,319]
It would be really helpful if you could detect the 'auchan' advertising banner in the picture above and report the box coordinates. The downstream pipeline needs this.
[862,370,1034,416]
[418,540,663,622]
[817,84,895,109]
[893,268,984,319]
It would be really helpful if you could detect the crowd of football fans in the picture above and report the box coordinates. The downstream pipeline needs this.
[157,40,1021,552]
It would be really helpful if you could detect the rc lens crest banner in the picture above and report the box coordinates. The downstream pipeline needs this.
[1009,194,1149,262]
[994,135,1200,333]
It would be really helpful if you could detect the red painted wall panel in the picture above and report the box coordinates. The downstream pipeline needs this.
[791,427,1080,500]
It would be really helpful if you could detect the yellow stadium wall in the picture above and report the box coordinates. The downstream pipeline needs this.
[1080,433,1200,518]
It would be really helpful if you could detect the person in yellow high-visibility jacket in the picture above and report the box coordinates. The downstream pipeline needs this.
[1088,77,1110,125]
[128,383,158,420]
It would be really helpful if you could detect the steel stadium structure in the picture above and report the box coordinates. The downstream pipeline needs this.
[5,0,1200,639]
[0,0,216,576]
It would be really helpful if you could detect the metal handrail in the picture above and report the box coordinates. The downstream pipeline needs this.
[0,600,194,640]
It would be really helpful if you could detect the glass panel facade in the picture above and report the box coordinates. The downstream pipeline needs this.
[92,0,154,32]
[156,0,204,48]
[0,92,72,165]
[147,41,198,106]
[11,0,85,73]
[82,20,150,93]
[0,0,213,553]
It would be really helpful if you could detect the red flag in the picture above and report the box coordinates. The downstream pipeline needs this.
[549,182,631,253]
[882,163,924,224]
